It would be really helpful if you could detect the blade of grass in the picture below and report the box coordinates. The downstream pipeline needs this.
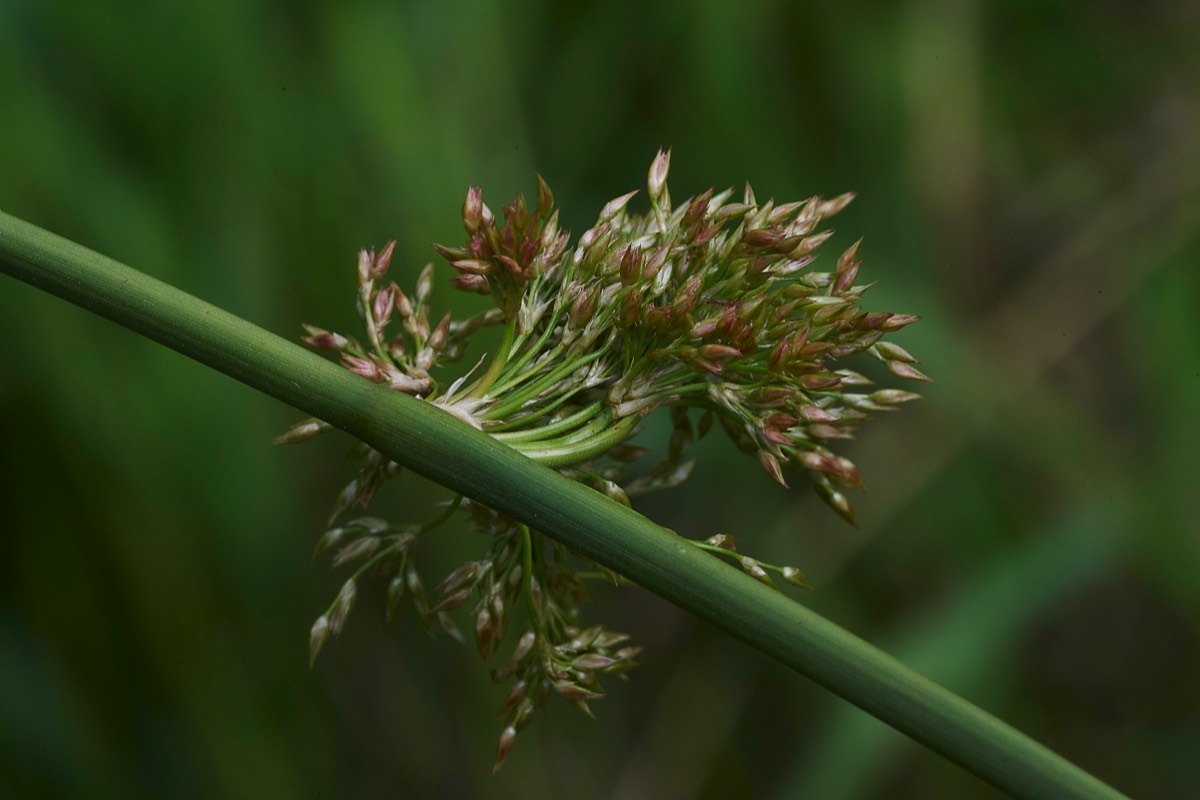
[0,210,1127,800]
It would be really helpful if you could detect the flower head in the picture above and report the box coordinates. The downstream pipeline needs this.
[283,151,926,768]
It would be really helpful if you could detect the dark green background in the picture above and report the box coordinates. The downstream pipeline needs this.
[2,1,1198,797]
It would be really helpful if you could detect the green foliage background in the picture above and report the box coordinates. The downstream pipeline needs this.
[2,1,1198,797]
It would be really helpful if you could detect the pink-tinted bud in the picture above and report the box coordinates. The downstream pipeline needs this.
[758,451,787,486]
[536,173,554,217]
[577,222,608,251]
[833,260,860,294]
[371,240,395,280]
[431,242,469,262]
[451,273,489,293]
[706,533,737,550]
[741,556,774,586]
[763,426,791,446]
[568,287,597,326]
[452,258,492,275]
[492,726,518,774]
[329,579,357,635]
[309,615,330,667]
[273,418,329,445]
[539,209,560,249]
[518,235,538,268]
[833,455,863,488]
[342,354,381,381]
[800,374,841,391]
[600,189,639,222]
[413,265,433,305]
[837,238,863,273]
[674,274,702,314]
[790,230,834,258]
[621,290,643,325]
[872,388,922,405]
[692,224,720,246]
[497,254,523,276]
[619,246,640,285]
[799,405,839,423]
[742,228,785,248]
[500,680,528,714]
[429,311,451,351]
[798,340,833,359]
[372,284,395,325]
[648,148,671,200]
[798,450,835,473]
[356,248,372,286]
[768,338,791,372]
[510,192,529,230]
[643,245,668,282]
[880,314,920,331]
[699,343,740,361]
[818,192,856,219]
[683,189,713,229]
[511,630,536,666]
[575,653,618,670]
[463,186,484,233]
[301,325,349,351]
[765,413,799,430]
[808,424,849,440]
[815,477,857,526]
[394,286,414,319]
[875,341,918,363]
[886,360,932,382]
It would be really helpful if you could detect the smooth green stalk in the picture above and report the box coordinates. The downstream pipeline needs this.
[0,211,1126,800]
[491,400,604,442]
[519,524,544,638]
[463,317,517,399]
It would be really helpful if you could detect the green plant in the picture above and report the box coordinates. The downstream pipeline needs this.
[0,157,1126,797]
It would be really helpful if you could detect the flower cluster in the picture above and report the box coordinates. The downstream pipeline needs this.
[280,151,927,770]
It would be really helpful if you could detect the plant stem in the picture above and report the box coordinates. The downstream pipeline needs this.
[519,524,545,639]
[0,210,1127,800]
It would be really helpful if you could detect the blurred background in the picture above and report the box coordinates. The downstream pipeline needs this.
[2,1,1198,797]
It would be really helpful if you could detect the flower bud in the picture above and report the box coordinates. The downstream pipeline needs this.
[372,284,395,326]
[648,148,670,201]
[356,249,372,287]
[309,615,330,667]
[463,186,484,233]
[329,579,357,635]
[415,263,435,305]
[273,418,329,445]
[492,726,518,774]
[536,174,554,217]
[371,240,395,280]
[600,189,639,222]
[886,360,932,382]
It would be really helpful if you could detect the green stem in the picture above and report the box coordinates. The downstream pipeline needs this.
[515,414,640,468]
[0,211,1126,800]
[519,523,545,638]
[483,345,609,420]
[491,400,604,443]
[462,317,517,399]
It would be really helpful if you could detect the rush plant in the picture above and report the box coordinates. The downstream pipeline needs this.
[0,155,1126,798]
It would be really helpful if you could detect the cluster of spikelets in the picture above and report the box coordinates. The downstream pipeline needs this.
[281,151,927,770]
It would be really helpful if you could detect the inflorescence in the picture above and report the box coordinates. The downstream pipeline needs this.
[279,151,927,770]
